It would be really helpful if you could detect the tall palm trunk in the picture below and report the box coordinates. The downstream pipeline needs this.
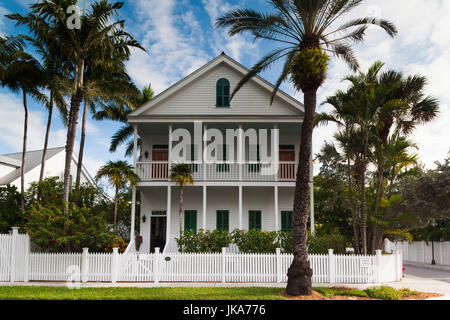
[179,185,184,253]
[38,91,54,198]
[20,89,28,212]
[63,60,84,214]
[360,129,369,254]
[74,99,88,202]
[346,151,360,254]
[113,184,119,226]
[286,90,315,296]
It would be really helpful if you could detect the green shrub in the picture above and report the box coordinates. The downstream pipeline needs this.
[307,233,347,254]
[0,185,23,233]
[365,286,403,300]
[278,231,292,253]
[176,229,232,253]
[26,203,117,252]
[231,229,280,253]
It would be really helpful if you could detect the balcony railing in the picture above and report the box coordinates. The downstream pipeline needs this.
[136,161,297,182]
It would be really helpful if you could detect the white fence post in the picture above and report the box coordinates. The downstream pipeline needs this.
[422,241,426,264]
[23,234,30,283]
[375,250,382,283]
[222,247,227,283]
[328,249,335,284]
[276,248,281,283]
[154,247,160,284]
[81,247,89,283]
[9,227,19,282]
[393,250,402,281]
[111,247,119,283]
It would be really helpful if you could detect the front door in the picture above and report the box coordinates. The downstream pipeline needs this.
[152,148,168,179]
[150,216,166,253]
[279,147,295,180]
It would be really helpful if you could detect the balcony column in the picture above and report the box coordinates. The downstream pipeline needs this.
[168,124,173,175]
[274,124,279,181]
[238,185,243,229]
[130,125,138,243]
[310,152,315,234]
[203,123,207,180]
[238,124,243,181]
[274,185,279,231]
[202,185,207,230]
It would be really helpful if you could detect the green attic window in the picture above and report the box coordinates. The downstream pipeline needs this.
[216,78,230,107]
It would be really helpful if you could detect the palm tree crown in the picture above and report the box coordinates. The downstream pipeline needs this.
[216,0,397,100]
[96,160,139,226]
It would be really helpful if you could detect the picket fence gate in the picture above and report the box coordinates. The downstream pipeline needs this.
[1,229,402,284]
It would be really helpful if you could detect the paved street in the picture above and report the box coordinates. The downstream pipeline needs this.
[384,264,450,299]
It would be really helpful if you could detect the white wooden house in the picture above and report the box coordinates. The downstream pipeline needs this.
[127,53,314,253]
[0,147,96,190]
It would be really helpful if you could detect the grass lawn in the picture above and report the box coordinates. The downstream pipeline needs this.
[0,285,439,300]
[0,286,286,300]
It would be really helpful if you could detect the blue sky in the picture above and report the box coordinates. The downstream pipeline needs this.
[1,0,449,182]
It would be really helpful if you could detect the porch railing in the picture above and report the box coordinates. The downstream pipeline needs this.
[136,161,297,182]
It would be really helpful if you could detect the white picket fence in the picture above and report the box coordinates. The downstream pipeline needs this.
[385,239,450,266]
[0,230,402,284]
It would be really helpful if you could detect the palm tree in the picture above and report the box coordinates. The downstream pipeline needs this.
[95,160,140,226]
[341,62,439,252]
[94,84,154,157]
[26,0,144,214]
[216,0,397,296]
[169,163,194,252]
[7,12,70,192]
[316,93,361,253]
[0,49,45,211]
[74,60,140,198]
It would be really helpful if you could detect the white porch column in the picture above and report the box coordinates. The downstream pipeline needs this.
[130,125,138,242]
[202,185,207,230]
[274,185,279,231]
[238,185,243,229]
[167,124,173,244]
[238,124,243,181]
[309,152,315,234]
[274,124,279,182]
[166,185,171,244]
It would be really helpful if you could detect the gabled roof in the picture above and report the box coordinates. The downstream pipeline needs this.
[0,155,21,168]
[128,52,304,118]
[0,147,94,186]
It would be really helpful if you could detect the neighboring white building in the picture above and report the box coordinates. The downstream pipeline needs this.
[127,53,314,253]
[0,147,96,190]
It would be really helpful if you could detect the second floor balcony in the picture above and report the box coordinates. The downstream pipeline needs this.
[136,161,297,182]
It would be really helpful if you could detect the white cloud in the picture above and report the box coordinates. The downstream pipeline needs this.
[0,92,67,153]
[126,0,211,93]
[201,0,259,62]
[0,6,9,36]
[313,0,450,169]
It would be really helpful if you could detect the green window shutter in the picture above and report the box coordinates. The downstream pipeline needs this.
[184,210,197,233]
[249,210,261,231]
[281,211,292,232]
[216,210,229,231]
[216,78,230,107]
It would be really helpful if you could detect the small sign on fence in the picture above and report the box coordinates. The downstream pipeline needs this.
[360,258,372,268]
